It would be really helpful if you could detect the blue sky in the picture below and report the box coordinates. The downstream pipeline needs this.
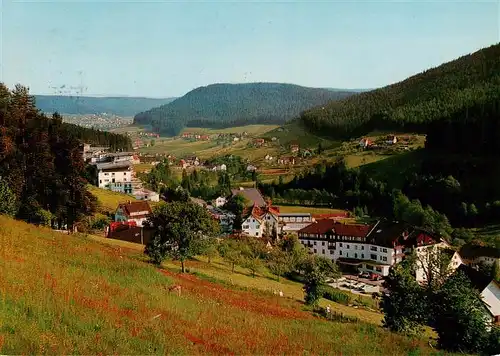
[1,0,499,98]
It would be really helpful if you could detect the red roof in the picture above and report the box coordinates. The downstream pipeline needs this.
[332,222,372,238]
[299,219,337,234]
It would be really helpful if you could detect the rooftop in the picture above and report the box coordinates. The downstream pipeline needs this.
[117,201,152,216]
[460,244,500,259]
[333,221,373,239]
[96,161,132,170]
[298,219,337,235]
[367,220,412,248]
[231,188,266,207]
[456,264,493,292]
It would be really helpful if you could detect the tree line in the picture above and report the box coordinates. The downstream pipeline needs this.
[134,83,356,136]
[300,43,500,139]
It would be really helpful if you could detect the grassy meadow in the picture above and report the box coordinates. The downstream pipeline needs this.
[0,215,445,355]
[87,185,137,214]
[181,124,279,136]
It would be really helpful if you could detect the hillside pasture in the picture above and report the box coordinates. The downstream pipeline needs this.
[0,216,441,355]
[87,185,137,213]
[181,124,279,136]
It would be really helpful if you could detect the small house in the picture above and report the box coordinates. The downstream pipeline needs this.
[115,201,152,227]
[386,135,398,145]
[254,138,265,146]
[359,138,373,148]
[247,165,257,172]
[278,157,295,165]
[214,196,227,208]
[290,144,299,153]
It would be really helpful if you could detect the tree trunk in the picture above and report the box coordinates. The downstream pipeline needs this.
[181,259,185,273]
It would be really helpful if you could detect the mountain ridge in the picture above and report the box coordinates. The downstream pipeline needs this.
[133,82,359,136]
[34,95,177,117]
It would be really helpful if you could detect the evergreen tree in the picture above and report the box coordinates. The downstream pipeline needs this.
[0,179,17,216]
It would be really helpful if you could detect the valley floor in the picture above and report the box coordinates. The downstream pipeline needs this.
[0,215,443,355]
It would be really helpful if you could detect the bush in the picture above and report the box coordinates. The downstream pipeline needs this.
[322,286,351,305]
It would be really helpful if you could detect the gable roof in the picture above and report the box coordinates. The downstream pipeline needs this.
[117,201,152,217]
[456,264,493,292]
[299,219,337,235]
[231,188,266,207]
[367,220,412,248]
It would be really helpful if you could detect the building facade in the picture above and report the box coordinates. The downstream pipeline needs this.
[96,161,133,194]
[115,201,152,227]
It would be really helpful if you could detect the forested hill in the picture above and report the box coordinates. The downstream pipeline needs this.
[300,43,500,138]
[34,95,176,116]
[133,83,358,136]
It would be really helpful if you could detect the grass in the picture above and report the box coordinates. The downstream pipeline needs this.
[87,185,137,214]
[181,125,279,136]
[0,216,444,355]
[360,149,425,188]
[261,121,336,148]
[276,205,349,215]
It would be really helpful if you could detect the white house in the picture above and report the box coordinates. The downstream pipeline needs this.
[460,245,500,269]
[132,188,160,202]
[96,161,133,194]
[247,165,257,172]
[298,220,446,278]
[214,196,227,208]
[115,201,152,227]
[456,265,500,325]
[414,245,463,283]
[386,135,398,145]
[242,210,264,237]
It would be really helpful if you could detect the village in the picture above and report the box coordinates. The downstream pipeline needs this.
[81,142,500,328]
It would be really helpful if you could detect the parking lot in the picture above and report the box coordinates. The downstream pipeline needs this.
[327,274,386,295]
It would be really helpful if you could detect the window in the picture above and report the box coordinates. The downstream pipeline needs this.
[252,219,255,223]
[322,249,325,254]
[346,252,349,258]
[361,246,364,250]
[376,267,382,272]
[112,172,115,176]
[382,248,388,253]
[370,246,377,251]
[322,242,325,246]
[382,257,387,262]
[255,232,259,236]
[370,254,377,260]
[355,253,358,258]
[339,250,342,256]
[314,249,317,253]
[339,243,343,247]
[267,216,270,220]
[362,254,365,258]
[104,173,109,176]
[355,245,358,250]
[347,245,350,249]
[123,172,127,175]
[256,225,260,229]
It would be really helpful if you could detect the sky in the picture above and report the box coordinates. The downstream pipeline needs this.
[1,0,499,98]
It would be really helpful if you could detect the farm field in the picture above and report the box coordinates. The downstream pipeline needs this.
[0,216,443,355]
[181,124,279,136]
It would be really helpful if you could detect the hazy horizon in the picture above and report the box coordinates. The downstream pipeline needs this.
[1,0,498,97]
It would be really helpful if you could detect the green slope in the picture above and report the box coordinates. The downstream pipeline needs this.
[300,43,500,138]
[133,83,357,136]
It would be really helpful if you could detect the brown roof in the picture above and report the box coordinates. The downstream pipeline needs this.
[118,201,152,217]
[299,219,337,234]
[333,221,372,238]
